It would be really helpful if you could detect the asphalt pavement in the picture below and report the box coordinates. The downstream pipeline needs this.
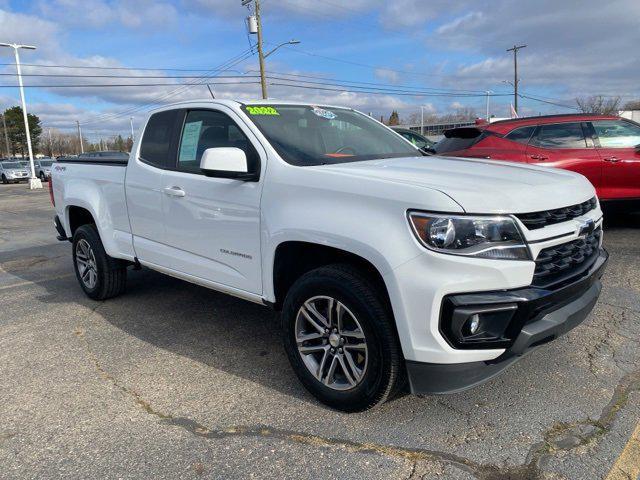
[1,183,639,479]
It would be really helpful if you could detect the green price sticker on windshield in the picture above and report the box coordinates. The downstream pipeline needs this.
[246,106,279,116]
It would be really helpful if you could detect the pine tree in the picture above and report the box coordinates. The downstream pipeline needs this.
[388,110,400,126]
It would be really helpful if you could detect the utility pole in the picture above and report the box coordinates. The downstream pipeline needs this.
[48,127,53,157]
[420,106,424,136]
[1,114,10,157]
[76,120,84,154]
[130,116,135,141]
[506,44,526,114]
[254,0,267,99]
[243,0,299,99]
[0,42,41,189]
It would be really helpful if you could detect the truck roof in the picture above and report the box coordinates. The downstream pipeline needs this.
[151,99,353,113]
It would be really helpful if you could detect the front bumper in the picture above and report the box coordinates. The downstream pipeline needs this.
[406,248,608,394]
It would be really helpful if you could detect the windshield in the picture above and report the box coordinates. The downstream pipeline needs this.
[2,162,21,169]
[242,104,418,166]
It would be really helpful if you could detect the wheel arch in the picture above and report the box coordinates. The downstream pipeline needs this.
[66,205,97,236]
[269,240,393,314]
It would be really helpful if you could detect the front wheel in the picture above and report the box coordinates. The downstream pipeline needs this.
[282,264,404,412]
[39,172,46,182]
[72,224,127,300]
[1,175,7,184]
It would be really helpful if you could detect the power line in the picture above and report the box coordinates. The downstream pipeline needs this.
[0,73,256,79]
[271,43,495,81]
[0,81,260,88]
[259,69,488,94]
[0,70,491,95]
[79,48,256,127]
[0,62,246,72]
[519,94,579,110]
[0,76,511,98]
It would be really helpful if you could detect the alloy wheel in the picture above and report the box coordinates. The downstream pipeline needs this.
[295,296,368,390]
[75,239,98,289]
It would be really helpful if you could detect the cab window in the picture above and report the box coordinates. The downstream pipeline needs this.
[177,110,259,174]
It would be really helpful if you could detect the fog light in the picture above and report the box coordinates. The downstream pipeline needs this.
[468,314,480,335]
[445,303,518,348]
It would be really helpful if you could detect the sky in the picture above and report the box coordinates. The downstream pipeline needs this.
[0,0,639,142]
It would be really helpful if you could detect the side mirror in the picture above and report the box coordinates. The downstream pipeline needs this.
[200,147,257,181]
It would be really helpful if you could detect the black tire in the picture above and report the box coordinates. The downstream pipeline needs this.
[39,172,46,182]
[282,264,404,412]
[1,175,7,184]
[72,224,127,300]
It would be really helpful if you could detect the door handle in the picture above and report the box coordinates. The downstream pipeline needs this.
[604,156,620,163]
[530,154,549,161]
[163,186,186,197]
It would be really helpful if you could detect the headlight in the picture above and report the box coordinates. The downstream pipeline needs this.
[408,211,531,260]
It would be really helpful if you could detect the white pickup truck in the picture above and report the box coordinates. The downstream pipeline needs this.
[51,100,608,412]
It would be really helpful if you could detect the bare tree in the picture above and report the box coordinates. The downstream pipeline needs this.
[623,99,640,111]
[575,95,621,115]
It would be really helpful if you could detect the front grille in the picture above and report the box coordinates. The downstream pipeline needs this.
[532,228,601,288]
[516,197,597,230]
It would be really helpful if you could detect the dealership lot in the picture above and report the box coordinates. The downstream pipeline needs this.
[1,184,639,479]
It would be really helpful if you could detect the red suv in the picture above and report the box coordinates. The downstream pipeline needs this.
[435,114,640,204]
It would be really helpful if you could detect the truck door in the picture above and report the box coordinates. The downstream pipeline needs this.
[591,119,640,200]
[525,122,603,194]
[126,109,183,264]
[160,107,265,295]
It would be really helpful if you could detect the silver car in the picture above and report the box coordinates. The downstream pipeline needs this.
[34,158,54,182]
[0,160,30,184]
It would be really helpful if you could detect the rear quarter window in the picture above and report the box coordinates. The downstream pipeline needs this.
[140,110,182,168]
[434,128,485,154]
[504,125,536,144]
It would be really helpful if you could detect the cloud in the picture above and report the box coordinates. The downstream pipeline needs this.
[36,0,178,29]
[430,0,640,99]
[374,68,400,84]
[185,0,371,20]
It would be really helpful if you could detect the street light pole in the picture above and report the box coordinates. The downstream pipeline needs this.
[506,44,526,114]
[0,42,41,189]
[130,116,135,141]
[485,91,493,121]
[1,113,10,157]
[76,120,84,154]
[420,106,424,136]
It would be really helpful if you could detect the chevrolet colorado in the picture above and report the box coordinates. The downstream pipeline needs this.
[51,100,607,412]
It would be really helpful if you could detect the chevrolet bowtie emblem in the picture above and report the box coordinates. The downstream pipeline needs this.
[578,219,595,237]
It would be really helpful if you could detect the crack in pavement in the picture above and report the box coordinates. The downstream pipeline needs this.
[74,311,640,480]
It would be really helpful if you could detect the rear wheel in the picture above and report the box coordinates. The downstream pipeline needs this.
[282,264,403,412]
[72,224,127,300]
[1,175,7,184]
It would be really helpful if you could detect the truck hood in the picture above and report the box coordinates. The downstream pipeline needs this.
[315,155,596,214]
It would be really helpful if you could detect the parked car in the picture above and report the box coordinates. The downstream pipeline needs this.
[0,160,30,183]
[34,158,54,182]
[78,151,130,161]
[51,100,607,411]
[390,127,435,153]
[434,114,640,205]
